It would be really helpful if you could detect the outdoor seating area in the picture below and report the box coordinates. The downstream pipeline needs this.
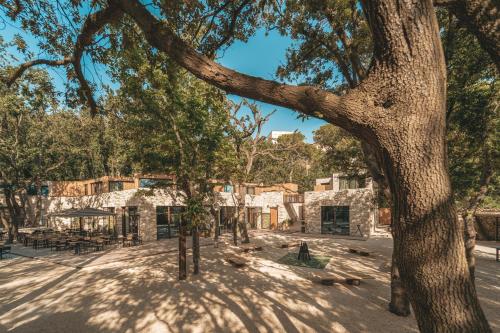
[13,228,143,256]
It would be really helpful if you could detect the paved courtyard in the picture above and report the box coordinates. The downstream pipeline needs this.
[0,231,498,333]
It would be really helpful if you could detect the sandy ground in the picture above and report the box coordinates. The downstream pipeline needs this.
[0,231,498,333]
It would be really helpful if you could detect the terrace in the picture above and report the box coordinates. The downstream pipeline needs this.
[1,231,498,333]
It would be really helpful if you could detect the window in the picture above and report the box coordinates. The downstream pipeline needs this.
[27,185,50,196]
[156,206,184,239]
[91,182,103,194]
[223,184,233,193]
[102,207,116,235]
[139,178,173,188]
[321,206,350,235]
[122,206,139,235]
[27,185,37,196]
[109,181,124,192]
[247,187,255,195]
[41,185,49,196]
[339,177,366,190]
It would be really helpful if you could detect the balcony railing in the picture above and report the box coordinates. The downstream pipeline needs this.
[283,194,304,203]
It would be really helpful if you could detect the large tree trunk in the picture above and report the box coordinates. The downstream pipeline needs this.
[238,204,250,243]
[192,225,200,275]
[232,216,238,246]
[461,145,493,280]
[178,219,187,280]
[463,214,477,279]
[210,206,220,244]
[360,1,491,329]
[4,188,24,243]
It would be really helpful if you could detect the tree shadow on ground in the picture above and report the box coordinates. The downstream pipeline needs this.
[0,232,497,332]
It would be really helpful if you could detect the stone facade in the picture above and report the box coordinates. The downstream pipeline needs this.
[304,175,376,238]
[39,188,300,242]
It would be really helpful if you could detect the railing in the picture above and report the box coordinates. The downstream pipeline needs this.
[283,194,304,203]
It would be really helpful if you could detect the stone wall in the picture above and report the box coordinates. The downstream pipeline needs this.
[303,188,376,237]
[35,188,301,241]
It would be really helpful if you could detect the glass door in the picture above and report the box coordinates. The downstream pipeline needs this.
[321,206,350,235]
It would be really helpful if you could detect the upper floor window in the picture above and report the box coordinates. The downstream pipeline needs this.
[339,176,366,190]
[139,178,173,188]
[223,184,233,193]
[109,181,124,192]
[91,182,103,194]
[247,186,255,195]
[27,185,50,196]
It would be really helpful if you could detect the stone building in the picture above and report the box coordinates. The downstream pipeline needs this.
[36,174,302,242]
[303,174,377,237]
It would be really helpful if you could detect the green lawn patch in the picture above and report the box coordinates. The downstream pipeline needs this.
[278,252,331,269]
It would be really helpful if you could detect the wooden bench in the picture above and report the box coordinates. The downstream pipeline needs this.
[240,244,263,253]
[280,242,300,249]
[225,255,248,268]
[314,272,362,286]
[348,248,372,256]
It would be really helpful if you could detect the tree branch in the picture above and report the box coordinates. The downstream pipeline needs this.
[3,4,123,114]
[112,0,377,140]
[4,58,72,87]
[435,0,500,71]
[71,3,123,114]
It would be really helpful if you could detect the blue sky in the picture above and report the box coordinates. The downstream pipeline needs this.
[220,29,327,142]
[1,16,327,142]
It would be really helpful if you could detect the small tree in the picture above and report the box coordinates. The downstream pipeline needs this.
[106,44,231,279]
[226,99,275,244]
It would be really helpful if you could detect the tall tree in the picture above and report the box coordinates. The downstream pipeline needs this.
[105,43,231,279]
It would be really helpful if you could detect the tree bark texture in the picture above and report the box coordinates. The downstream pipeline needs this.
[238,205,250,243]
[192,225,200,275]
[179,219,187,280]
[232,216,238,246]
[4,188,24,243]
[210,206,220,244]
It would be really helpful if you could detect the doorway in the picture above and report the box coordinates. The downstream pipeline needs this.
[270,207,278,230]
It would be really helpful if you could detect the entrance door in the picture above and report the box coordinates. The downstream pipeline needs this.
[156,206,169,240]
[270,207,278,230]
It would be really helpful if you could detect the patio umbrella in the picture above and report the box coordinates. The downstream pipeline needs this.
[48,207,115,218]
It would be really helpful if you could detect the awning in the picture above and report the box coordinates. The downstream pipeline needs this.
[48,207,116,218]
